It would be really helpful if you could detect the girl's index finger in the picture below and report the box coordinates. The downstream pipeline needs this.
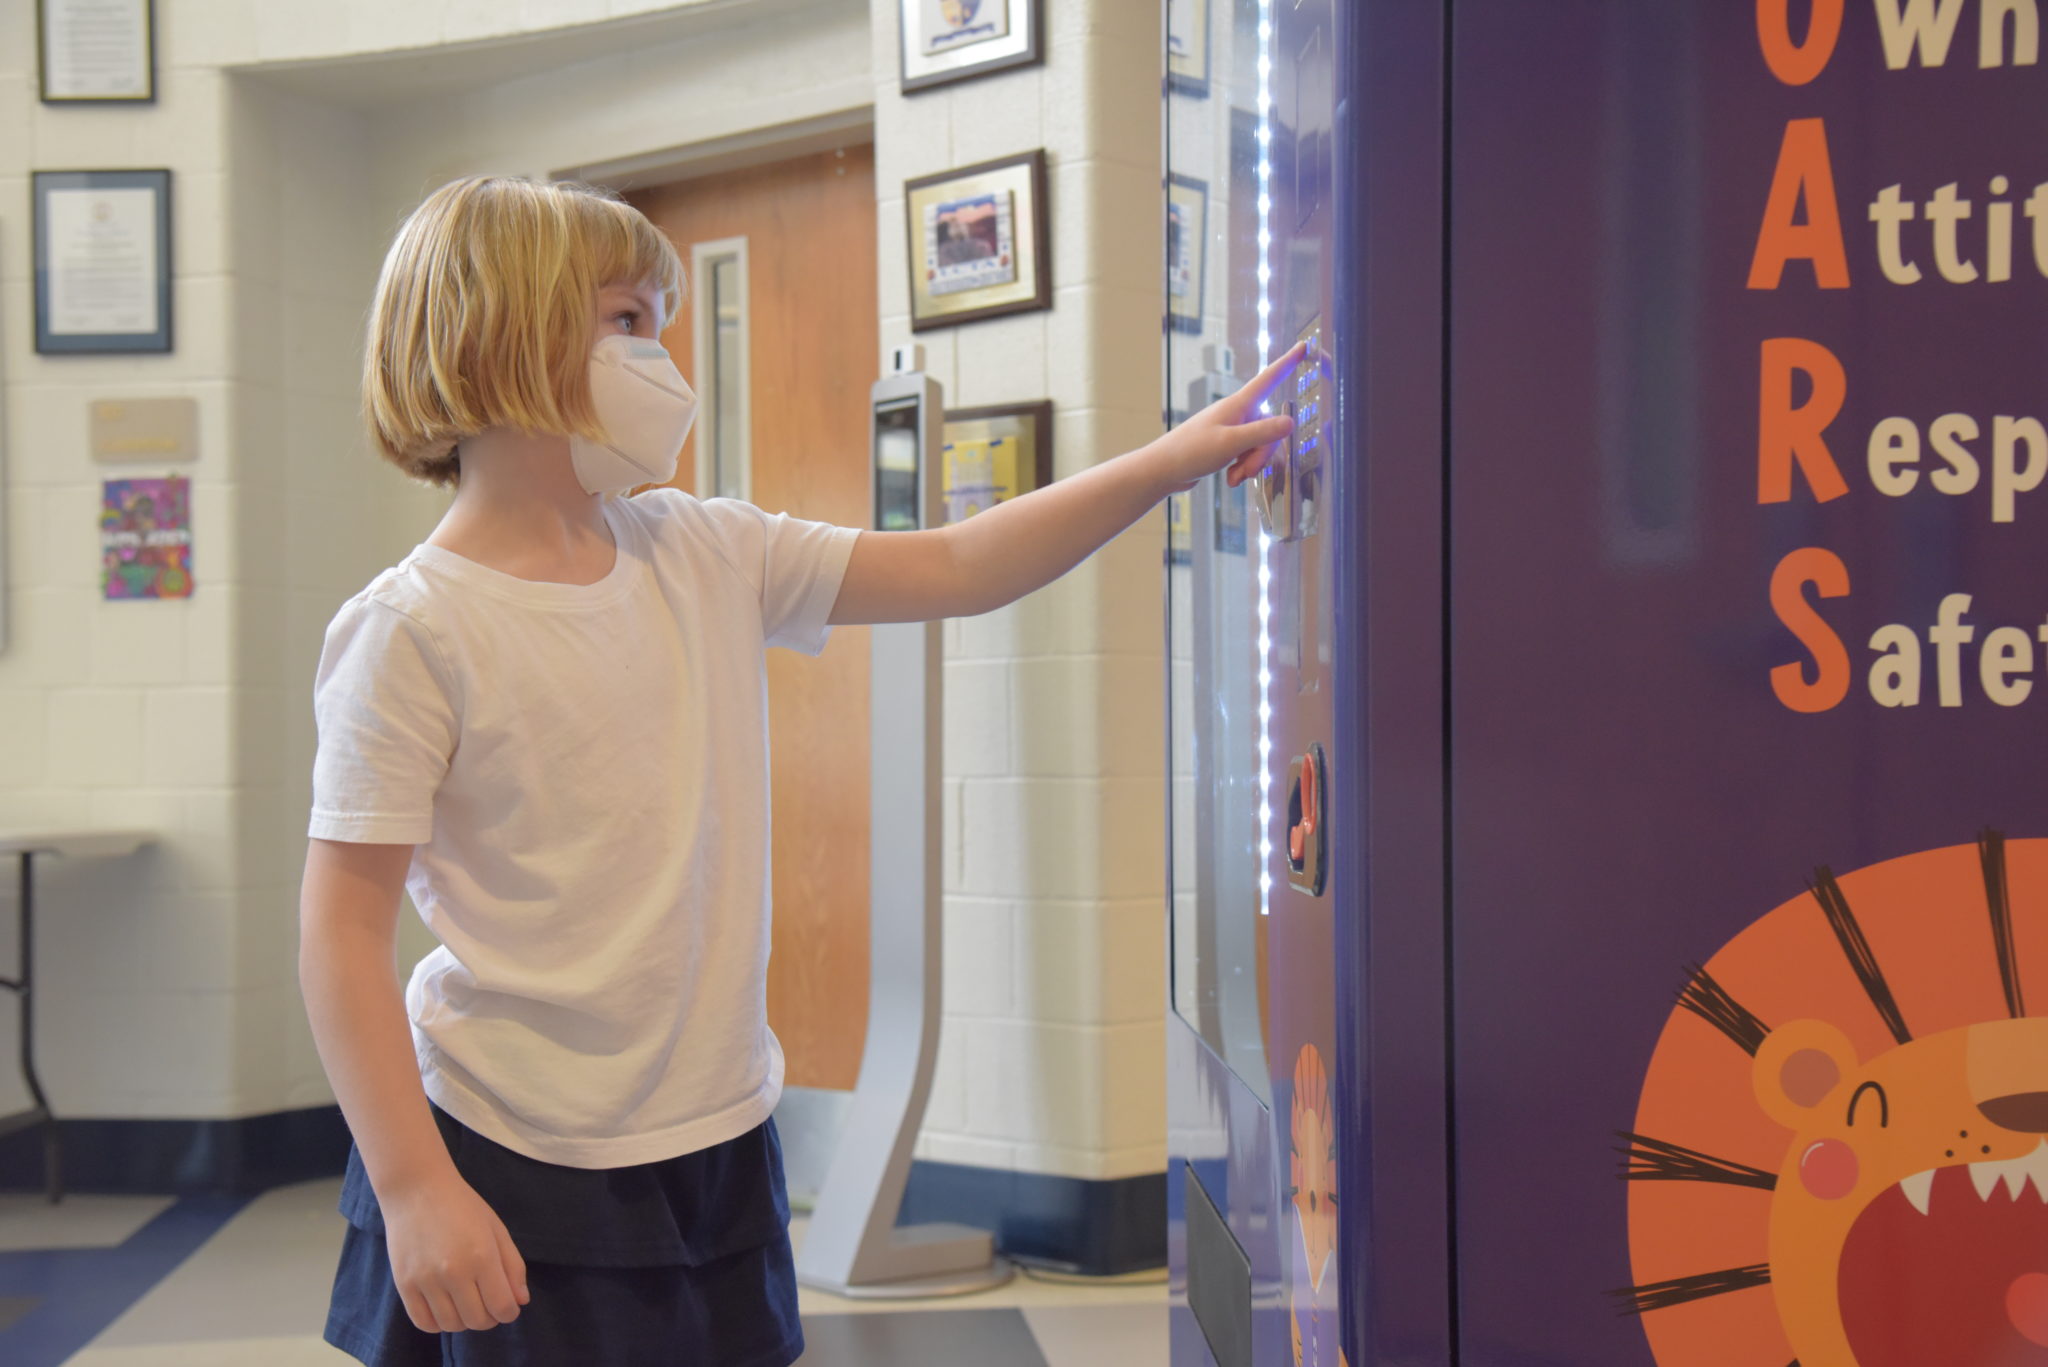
[1241,340,1309,412]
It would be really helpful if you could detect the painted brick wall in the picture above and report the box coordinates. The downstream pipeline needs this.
[0,5,341,1121]
[871,0,1170,1182]
[1,0,1169,1189]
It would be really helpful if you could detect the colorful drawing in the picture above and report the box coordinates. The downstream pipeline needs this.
[1622,833,2048,1367]
[1289,1043,1343,1366]
[942,435,1001,522]
[924,190,1016,297]
[100,475,192,599]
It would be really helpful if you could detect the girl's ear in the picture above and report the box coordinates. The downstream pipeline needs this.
[1753,1019,1860,1130]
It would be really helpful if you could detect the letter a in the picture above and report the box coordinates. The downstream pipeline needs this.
[1749,119,1851,289]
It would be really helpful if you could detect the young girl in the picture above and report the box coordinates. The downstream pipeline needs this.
[301,175,1299,1367]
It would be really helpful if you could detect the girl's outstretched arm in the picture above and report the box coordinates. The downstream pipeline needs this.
[299,838,529,1334]
[829,342,1305,626]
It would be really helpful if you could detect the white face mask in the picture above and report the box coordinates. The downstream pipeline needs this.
[568,335,699,495]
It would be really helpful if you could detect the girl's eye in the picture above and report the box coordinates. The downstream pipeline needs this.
[615,313,638,332]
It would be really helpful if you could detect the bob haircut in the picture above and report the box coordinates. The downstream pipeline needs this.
[363,176,686,486]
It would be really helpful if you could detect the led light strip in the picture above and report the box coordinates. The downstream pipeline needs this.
[1255,0,1275,916]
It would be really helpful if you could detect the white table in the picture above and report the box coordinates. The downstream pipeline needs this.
[0,829,153,1202]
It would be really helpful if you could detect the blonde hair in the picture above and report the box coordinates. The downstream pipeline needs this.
[363,176,686,485]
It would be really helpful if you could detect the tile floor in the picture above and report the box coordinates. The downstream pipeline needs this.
[0,1183,1167,1366]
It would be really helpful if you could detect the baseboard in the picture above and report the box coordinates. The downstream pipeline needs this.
[900,1160,1166,1277]
[0,1106,351,1197]
[0,1104,1167,1276]
[778,1085,1166,1276]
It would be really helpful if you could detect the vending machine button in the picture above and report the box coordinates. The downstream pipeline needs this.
[1285,744,1328,897]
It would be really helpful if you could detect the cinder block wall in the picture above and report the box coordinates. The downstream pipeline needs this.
[1,4,276,1121]
[0,0,871,1127]
[0,0,1169,1199]
[871,0,1170,1182]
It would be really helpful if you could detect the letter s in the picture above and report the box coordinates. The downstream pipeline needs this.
[1771,548,1852,713]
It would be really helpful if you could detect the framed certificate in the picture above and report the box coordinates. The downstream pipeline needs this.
[33,169,174,355]
[38,0,156,104]
[899,0,1042,94]
[905,150,1051,332]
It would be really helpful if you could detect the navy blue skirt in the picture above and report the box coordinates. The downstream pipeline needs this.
[324,1107,803,1367]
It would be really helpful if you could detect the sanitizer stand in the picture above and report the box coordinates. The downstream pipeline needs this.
[794,358,1014,1298]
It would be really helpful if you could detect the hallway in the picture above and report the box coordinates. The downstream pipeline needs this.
[0,1183,1165,1366]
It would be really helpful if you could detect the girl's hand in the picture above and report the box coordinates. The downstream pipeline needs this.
[1151,341,1308,493]
[382,1172,530,1334]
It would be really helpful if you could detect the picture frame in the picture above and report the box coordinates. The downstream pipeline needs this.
[38,0,156,104]
[899,0,1042,94]
[905,150,1051,332]
[942,400,1054,525]
[32,169,173,355]
[1167,0,1211,98]
[1166,491,1193,565]
[1166,174,1209,335]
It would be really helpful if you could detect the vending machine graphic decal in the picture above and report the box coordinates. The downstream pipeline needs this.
[1168,1,2048,1364]
[1453,2,2048,1363]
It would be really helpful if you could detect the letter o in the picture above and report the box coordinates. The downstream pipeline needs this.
[1757,0,1843,86]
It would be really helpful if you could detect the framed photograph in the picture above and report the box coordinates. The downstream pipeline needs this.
[33,169,173,355]
[1167,0,1211,97]
[900,0,1042,94]
[38,0,155,103]
[906,150,1051,332]
[1167,174,1209,335]
[942,400,1053,524]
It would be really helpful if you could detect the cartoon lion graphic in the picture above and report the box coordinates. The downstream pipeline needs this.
[1621,832,2048,1367]
[1290,1044,1340,1366]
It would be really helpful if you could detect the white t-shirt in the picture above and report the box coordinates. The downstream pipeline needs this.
[308,490,859,1169]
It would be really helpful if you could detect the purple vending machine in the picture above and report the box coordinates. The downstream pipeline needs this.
[1165,0,1451,1364]
[1170,1,2048,1365]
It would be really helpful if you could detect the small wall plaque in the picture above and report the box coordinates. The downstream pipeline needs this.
[90,396,195,463]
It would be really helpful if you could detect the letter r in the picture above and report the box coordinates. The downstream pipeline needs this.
[1759,338,1850,504]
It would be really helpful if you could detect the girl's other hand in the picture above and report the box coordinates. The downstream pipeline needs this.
[382,1172,530,1333]
[1151,341,1308,493]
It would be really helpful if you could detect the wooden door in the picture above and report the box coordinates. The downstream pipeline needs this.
[629,146,875,1090]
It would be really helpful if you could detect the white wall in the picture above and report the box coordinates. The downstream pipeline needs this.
[1,2,262,1120]
[179,0,749,69]
[359,0,870,206]
[871,0,1170,1182]
[0,0,869,1126]
[0,0,1169,1193]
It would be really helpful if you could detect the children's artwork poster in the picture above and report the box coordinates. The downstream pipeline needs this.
[1166,490,1193,564]
[925,190,1016,297]
[1442,3,2048,1364]
[943,434,1001,523]
[941,404,1049,526]
[920,0,1007,55]
[100,475,192,599]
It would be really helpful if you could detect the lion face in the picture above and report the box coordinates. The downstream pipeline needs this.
[1624,835,2048,1367]
[1290,1044,1338,1290]
[1755,1016,2048,1366]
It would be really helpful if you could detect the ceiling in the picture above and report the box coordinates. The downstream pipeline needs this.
[241,0,841,109]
